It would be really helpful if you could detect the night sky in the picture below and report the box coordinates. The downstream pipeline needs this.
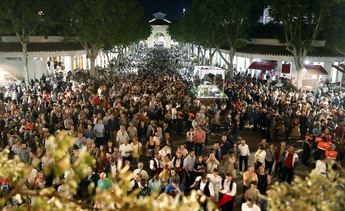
[139,0,192,21]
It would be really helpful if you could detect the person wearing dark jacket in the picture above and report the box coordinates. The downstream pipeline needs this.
[190,174,211,197]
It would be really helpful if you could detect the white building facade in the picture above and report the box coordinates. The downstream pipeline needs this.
[198,39,345,86]
[0,36,113,82]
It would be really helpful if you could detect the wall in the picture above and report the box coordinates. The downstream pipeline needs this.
[0,50,87,81]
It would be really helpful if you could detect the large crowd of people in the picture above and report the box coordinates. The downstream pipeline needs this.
[0,47,344,211]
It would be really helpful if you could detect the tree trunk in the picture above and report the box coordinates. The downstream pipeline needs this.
[228,47,235,79]
[292,48,306,89]
[217,47,235,79]
[209,48,216,66]
[105,51,111,68]
[201,47,206,65]
[89,46,98,78]
[191,43,195,57]
[197,45,201,62]
[295,63,303,89]
[22,42,30,84]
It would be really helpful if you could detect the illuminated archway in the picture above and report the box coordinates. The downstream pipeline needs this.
[154,32,166,47]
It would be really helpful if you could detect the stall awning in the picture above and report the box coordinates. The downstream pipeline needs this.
[248,60,277,71]
[281,64,291,74]
[304,65,328,75]
[332,64,345,73]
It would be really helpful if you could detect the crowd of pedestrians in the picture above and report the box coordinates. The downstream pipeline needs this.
[0,47,344,210]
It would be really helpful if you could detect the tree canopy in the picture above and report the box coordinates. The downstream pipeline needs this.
[0,0,47,83]
[267,0,342,88]
[0,132,213,210]
[169,0,260,77]
[66,0,150,76]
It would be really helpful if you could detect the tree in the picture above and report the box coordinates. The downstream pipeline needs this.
[103,0,151,68]
[0,132,214,210]
[0,0,46,84]
[268,162,345,210]
[325,0,345,56]
[169,0,258,77]
[214,0,256,78]
[68,0,149,77]
[268,0,339,88]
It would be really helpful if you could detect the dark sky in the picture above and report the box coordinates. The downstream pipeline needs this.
[139,0,192,21]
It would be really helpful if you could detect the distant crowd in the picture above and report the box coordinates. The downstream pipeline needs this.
[0,48,344,211]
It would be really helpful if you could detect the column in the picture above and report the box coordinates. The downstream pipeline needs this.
[337,71,343,84]
[277,60,283,77]
[64,56,72,72]
[323,62,333,82]
[82,54,88,70]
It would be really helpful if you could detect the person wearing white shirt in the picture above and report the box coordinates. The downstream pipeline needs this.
[133,162,149,181]
[241,198,261,211]
[149,154,162,176]
[238,139,250,172]
[220,173,237,211]
[312,158,327,177]
[254,145,266,167]
[119,140,133,161]
[207,170,222,202]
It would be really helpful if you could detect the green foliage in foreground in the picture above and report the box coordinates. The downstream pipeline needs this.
[1,132,344,210]
[0,132,212,211]
[268,163,345,211]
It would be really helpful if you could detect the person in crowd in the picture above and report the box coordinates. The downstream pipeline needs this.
[116,125,130,147]
[194,126,206,156]
[206,152,220,173]
[243,166,258,199]
[219,173,237,211]
[130,137,142,164]
[133,162,149,181]
[207,169,222,202]
[264,144,275,174]
[127,122,138,141]
[241,197,261,211]
[220,135,232,157]
[193,156,207,179]
[280,146,299,183]
[183,150,196,192]
[148,174,162,197]
[186,128,195,151]
[97,172,112,190]
[165,179,183,195]
[119,139,133,162]
[149,154,161,177]
[254,145,266,167]
[171,152,184,177]
[190,174,211,197]
[256,166,271,211]
[146,136,157,158]
[238,139,250,173]
[168,168,180,185]
[274,142,286,178]
[94,119,105,147]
